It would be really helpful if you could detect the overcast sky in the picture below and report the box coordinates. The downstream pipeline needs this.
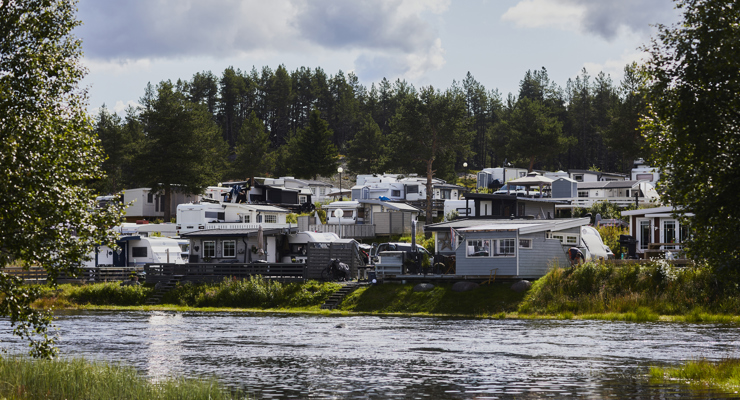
[76,0,681,115]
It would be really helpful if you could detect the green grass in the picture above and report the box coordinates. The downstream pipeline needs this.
[518,260,740,317]
[650,358,740,392]
[338,282,526,316]
[0,355,245,400]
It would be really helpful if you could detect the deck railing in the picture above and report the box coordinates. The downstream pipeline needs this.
[144,262,306,284]
[3,267,143,283]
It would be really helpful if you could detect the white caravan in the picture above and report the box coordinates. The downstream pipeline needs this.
[176,199,290,235]
[84,236,186,268]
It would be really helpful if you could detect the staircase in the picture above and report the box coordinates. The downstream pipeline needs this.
[320,282,360,310]
[145,276,184,305]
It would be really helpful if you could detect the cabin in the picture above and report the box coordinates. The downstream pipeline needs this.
[567,170,627,182]
[454,192,565,220]
[476,167,529,190]
[262,176,331,203]
[119,188,200,222]
[180,227,297,263]
[552,180,661,211]
[175,199,291,235]
[621,206,692,258]
[425,218,601,279]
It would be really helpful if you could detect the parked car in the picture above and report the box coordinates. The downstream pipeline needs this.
[371,242,431,262]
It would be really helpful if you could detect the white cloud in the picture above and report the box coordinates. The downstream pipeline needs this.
[113,100,141,114]
[501,0,678,41]
[582,50,645,81]
[501,0,584,32]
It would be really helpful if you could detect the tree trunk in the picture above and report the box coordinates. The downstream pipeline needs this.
[163,185,172,222]
[426,158,434,225]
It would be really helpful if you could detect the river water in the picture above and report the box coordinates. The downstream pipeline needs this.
[2,310,740,399]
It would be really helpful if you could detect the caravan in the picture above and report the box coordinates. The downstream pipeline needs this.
[84,236,186,268]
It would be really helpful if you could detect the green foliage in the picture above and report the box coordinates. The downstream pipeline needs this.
[519,261,740,315]
[1,0,123,358]
[134,80,228,221]
[287,109,338,179]
[0,355,244,400]
[339,282,526,316]
[389,86,473,220]
[572,201,625,224]
[231,111,271,180]
[503,96,574,171]
[161,277,340,309]
[596,225,629,257]
[641,0,740,272]
[65,282,153,306]
[651,358,740,393]
[346,113,387,174]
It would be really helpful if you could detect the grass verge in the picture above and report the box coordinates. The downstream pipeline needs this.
[650,358,740,392]
[0,355,245,400]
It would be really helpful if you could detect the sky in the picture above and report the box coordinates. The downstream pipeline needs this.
[75,0,682,115]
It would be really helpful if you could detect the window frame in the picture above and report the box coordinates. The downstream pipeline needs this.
[264,214,277,223]
[519,238,533,249]
[465,238,516,258]
[132,247,147,258]
[203,241,216,258]
[222,240,236,258]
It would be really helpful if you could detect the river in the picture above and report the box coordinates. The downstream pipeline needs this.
[2,310,739,399]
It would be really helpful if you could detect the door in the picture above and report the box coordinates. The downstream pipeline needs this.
[112,242,127,267]
[638,219,652,251]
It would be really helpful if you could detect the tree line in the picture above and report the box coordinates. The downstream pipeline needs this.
[93,63,650,201]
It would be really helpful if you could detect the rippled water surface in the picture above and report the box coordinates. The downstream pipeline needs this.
[3,311,740,399]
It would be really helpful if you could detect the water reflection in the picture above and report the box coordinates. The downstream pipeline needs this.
[2,311,740,399]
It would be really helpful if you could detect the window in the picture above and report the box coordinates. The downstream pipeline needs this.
[549,234,579,245]
[573,174,584,182]
[441,189,451,199]
[391,190,401,197]
[551,234,564,242]
[203,241,215,258]
[680,224,690,243]
[241,215,251,223]
[578,190,589,198]
[663,220,677,249]
[517,203,525,216]
[310,187,316,195]
[636,173,654,182]
[565,236,578,245]
[147,193,154,203]
[407,185,418,194]
[155,195,159,212]
[466,239,516,257]
[205,211,225,221]
[222,240,236,258]
[299,195,307,203]
[519,238,533,249]
[320,188,326,196]
[160,196,165,212]
[132,247,147,258]
[264,214,277,223]
[639,220,651,250]
[467,239,490,257]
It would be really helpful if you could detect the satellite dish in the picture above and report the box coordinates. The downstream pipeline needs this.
[335,209,344,218]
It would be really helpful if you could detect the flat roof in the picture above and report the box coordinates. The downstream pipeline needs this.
[425,217,588,233]
[182,227,297,237]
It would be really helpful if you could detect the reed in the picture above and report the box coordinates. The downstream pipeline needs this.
[0,355,245,400]
[650,358,740,392]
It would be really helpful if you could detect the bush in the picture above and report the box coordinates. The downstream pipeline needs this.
[518,260,731,316]
[66,282,153,306]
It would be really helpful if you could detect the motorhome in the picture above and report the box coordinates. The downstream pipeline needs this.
[476,167,529,190]
[323,201,363,225]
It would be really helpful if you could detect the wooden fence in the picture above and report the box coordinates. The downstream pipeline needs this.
[2,267,143,283]
[144,263,306,284]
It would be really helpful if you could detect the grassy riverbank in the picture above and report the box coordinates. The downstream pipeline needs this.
[29,260,740,322]
[0,356,245,400]
[518,260,740,320]
[650,358,740,392]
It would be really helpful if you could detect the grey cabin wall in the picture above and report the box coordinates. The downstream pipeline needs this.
[455,230,517,276]
[518,232,569,278]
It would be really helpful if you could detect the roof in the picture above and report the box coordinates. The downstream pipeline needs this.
[358,199,420,212]
[182,227,298,238]
[249,204,292,213]
[577,180,641,190]
[507,174,554,186]
[427,218,590,234]
[464,192,568,204]
[621,206,693,218]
